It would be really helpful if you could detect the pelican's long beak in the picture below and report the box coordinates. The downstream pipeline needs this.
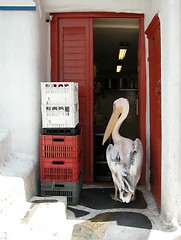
[102,106,123,145]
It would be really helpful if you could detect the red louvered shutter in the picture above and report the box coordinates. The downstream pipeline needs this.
[51,16,94,182]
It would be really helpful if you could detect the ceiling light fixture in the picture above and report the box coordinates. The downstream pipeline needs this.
[118,49,127,60]
[118,42,128,60]
[116,65,122,73]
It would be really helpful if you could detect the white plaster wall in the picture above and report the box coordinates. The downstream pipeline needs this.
[40,0,146,14]
[1,0,181,223]
[0,0,35,6]
[161,0,181,222]
[0,10,49,158]
[145,0,181,222]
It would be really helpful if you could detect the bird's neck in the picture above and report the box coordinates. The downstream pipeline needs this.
[112,105,129,143]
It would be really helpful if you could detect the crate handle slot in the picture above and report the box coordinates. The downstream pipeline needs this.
[53,138,64,142]
[54,183,65,188]
[52,161,64,165]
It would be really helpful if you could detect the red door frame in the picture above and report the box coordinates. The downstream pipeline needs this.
[146,14,161,206]
[50,12,146,184]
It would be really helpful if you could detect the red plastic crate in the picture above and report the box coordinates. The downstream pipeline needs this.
[40,133,81,159]
[40,157,81,182]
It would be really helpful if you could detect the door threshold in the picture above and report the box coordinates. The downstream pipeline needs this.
[83,182,114,188]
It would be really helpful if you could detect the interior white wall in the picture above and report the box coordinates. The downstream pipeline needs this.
[0,9,49,159]
[145,0,181,222]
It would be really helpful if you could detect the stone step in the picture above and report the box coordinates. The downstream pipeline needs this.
[0,196,68,240]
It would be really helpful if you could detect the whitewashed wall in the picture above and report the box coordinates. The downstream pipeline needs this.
[1,0,181,222]
[161,0,181,223]
[40,0,146,13]
[145,0,181,222]
[0,9,49,158]
[0,0,35,6]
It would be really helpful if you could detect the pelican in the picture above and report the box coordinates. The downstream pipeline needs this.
[102,98,143,203]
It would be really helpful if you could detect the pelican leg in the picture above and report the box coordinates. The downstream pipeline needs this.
[112,184,123,202]
[110,183,118,200]
[130,192,136,202]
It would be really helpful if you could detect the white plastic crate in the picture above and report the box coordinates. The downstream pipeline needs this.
[41,103,79,128]
[41,82,78,105]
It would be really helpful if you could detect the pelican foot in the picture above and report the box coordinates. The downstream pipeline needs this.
[110,194,123,202]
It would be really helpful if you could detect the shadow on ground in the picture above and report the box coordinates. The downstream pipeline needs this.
[71,211,151,240]
[68,188,152,240]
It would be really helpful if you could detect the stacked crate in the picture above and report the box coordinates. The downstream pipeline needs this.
[40,82,82,205]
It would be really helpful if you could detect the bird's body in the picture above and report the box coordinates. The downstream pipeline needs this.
[102,98,143,203]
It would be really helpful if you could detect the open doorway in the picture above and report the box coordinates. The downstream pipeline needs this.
[93,18,139,182]
[50,12,146,183]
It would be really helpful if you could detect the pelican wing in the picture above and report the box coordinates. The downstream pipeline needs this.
[129,138,143,186]
[106,139,143,203]
[120,138,143,193]
[106,144,127,178]
[106,144,132,202]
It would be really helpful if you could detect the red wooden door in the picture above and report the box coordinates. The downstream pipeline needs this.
[51,16,94,182]
[146,15,162,207]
